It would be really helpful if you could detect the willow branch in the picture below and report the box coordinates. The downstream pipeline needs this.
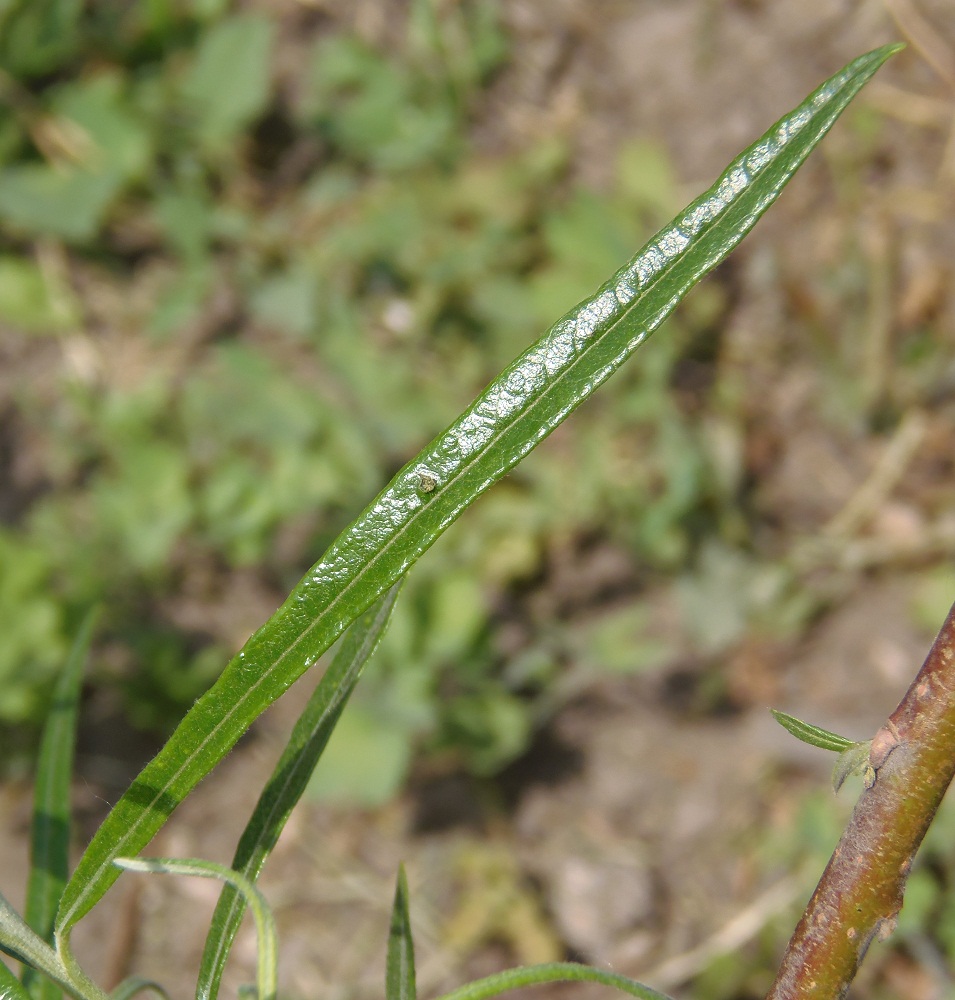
[768,599,955,999]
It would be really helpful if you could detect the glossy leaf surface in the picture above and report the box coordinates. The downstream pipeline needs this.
[0,962,31,1000]
[196,582,402,1000]
[56,44,900,937]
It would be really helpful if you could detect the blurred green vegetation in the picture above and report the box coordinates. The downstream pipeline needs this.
[0,1,949,817]
[0,0,766,772]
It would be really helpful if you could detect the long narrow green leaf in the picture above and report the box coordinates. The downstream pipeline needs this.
[195,582,403,1000]
[24,611,97,1000]
[1,960,32,1000]
[434,963,674,1000]
[386,866,416,1000]
[56,44,901,939]
[113,859,276,1000]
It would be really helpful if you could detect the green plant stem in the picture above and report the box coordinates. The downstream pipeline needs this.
[0,892,104,1000]
[768,599,955,997]
[114,858,276,1000]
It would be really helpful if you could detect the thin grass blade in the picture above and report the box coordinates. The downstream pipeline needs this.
[435,963,674,1000]
[56,44,901,939]
[23,611,97,1000]
[114,859,276,1000]
[386,866,416,1000]
[195,581,403,1000]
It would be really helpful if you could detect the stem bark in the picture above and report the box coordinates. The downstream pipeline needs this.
[768,600,955,998]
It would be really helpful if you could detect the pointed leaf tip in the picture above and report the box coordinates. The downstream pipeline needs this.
[386,865,416,1000]
[771,710,856,753]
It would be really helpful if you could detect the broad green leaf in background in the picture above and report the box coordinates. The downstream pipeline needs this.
[0,165,117,242]
[303,706,414,807]
[55,45,901,947]
[196,582,402,1000]
[386,865,416,1000]
[181,13,274,151]
[0,71,148,242]
[23,611,97,1000]
[52,75,153,183]
[0,532,65,723]
[0,0,83,78]
[90,441,192,573]
[0,256,77,335]
[305,35,457,171]
[249,264,320,339]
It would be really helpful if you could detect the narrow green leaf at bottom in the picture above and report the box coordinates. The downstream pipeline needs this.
[0,959,31,1000]
[24,610,97,1000]
[386,866,417,1000]
[435,963,674,1000]
[56,44,902,939]
[196,582,403,1000]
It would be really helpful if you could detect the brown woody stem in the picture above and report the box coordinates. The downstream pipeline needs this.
[767,600,955,999]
